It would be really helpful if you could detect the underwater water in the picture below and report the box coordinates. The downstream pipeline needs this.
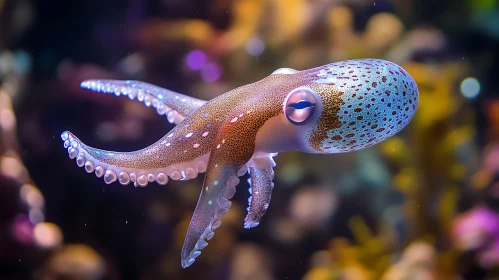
[1,0,499,279]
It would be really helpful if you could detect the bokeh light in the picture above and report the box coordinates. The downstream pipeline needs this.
[29,208,45,224]
[201,62,222,83]
[229,243,272,280]
[120,53,144,76]
[10,214,34,244]
[290,186,337,229]
[43,244,106,279]
[14,51,31,74]
[460,77,481,99]
[26,188,45,209]
[0,51,14,75]
[96,121,118,142]
[186,50,207,71]
[328,6,354,29]
[1,156,24,179]
[245,37,265,56]
[20,183,45,208]
[34,222,63,249]
[0,108,16,131]
[364,12,404,49]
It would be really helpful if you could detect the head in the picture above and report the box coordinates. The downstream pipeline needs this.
[255,59,419,155]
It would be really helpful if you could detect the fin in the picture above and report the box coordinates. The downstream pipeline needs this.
[244,153,276,228]
[80,80,207,124]
[60,131,209,187]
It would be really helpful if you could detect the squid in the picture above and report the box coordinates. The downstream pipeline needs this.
[61,59,419,267]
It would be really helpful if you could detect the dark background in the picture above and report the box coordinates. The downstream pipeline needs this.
[1,0,499,279]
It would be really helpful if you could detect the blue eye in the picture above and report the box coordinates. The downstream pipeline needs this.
[290,101,313,110]
[285,88,317,125]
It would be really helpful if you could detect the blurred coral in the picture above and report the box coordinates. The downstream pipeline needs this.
[37,244,108,280]
[1,0,499,279]
[452,206,499,269]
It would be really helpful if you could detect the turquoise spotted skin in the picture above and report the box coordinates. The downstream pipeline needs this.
[308,59,418,153]
[60,59,418,268]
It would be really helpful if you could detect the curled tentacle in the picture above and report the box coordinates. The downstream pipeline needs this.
[60,131,209,187]
[80,80,207,124]
[244,153,276,228]
[244,167,274,228]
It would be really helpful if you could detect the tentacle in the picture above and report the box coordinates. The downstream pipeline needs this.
[179,125,258,267]
[244,153,276,228]
[80,80,207,124]
[60,131,209,187]
[180,162,241,268]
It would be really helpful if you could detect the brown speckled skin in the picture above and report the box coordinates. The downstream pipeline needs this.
[307,84,344,151]
[80,73,311,170]
[63,59,419,268]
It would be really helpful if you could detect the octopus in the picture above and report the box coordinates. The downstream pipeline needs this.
[60,59,419,267]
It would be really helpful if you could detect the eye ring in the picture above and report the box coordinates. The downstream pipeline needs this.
[284,88,317,125]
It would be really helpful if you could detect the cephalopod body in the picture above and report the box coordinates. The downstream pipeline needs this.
[60,59,418,267]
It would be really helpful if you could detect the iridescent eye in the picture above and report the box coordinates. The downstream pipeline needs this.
[285,88,317,125]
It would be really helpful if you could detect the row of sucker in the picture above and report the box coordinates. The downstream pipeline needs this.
[184,175,241,267]
[80,80,184,124]
[61,131,208,187]
[244,167,275,228]
[243,153,278,228]
[184,154,276,267]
